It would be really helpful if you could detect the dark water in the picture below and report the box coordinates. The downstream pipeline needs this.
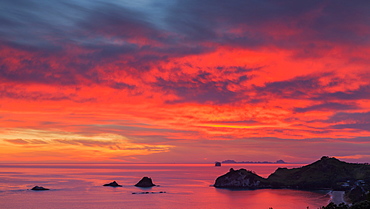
[0,163,329,208]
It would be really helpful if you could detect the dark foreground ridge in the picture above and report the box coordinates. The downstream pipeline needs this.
[214,156,370,204]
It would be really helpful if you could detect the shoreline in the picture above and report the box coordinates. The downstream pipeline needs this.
[329,191,349,206]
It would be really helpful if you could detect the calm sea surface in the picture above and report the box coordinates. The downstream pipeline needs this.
[0,163,330,209]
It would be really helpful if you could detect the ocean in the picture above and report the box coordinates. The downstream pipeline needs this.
[0,163,330,209]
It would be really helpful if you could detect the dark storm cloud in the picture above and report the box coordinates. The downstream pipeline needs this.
[327,112,370,123]
[75,2,161,40]
[154,69,250,104]
[294,102,358,113]
[167,0,370,48]
[1,0,369,93]
[216,66,257,75]
[0,58,79,85]
[309,1,370,45]
[323,112,370,131]
[0,86,95,102]
[0,0,84,50]
[108,82,136,90]
[313,85,370,101]
[81,43,140,60]
[0,0,215,87]
[331,123,370,132]
[252,73,370,111]
[255,75,322,99]
[0,88,67,101]
[2,0,369,56]
[165,0,320,41]
[0,0,149,86]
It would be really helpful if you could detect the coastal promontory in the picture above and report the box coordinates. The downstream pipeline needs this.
[267,156,370,189]
[214,168,269,189]
[214,156,370,204]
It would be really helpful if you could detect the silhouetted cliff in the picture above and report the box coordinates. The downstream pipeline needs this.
[267,156,370,189]
[214,156,370,203]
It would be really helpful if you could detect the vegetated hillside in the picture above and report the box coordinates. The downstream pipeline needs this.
[267,156,370,189]
[214,168,270,188]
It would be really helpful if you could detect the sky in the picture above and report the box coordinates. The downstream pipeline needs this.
[0,0,370,164]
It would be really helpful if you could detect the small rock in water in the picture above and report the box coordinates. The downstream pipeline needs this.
[132,191,166,194]
[31,186,49,190]
[135,177,156,187]
[103,181,122,187]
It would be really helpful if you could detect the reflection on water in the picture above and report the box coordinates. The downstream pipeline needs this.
[0,164,329,209]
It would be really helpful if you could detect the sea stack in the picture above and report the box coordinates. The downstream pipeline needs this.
[135,177,156,187]
[103,181,122,187]
[31,186,49,190]
[215,162,221,166]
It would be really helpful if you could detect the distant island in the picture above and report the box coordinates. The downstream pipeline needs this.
[221,159,286,164]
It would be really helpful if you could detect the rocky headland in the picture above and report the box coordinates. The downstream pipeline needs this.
[214,168,270,189]
[214,156,370,204]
